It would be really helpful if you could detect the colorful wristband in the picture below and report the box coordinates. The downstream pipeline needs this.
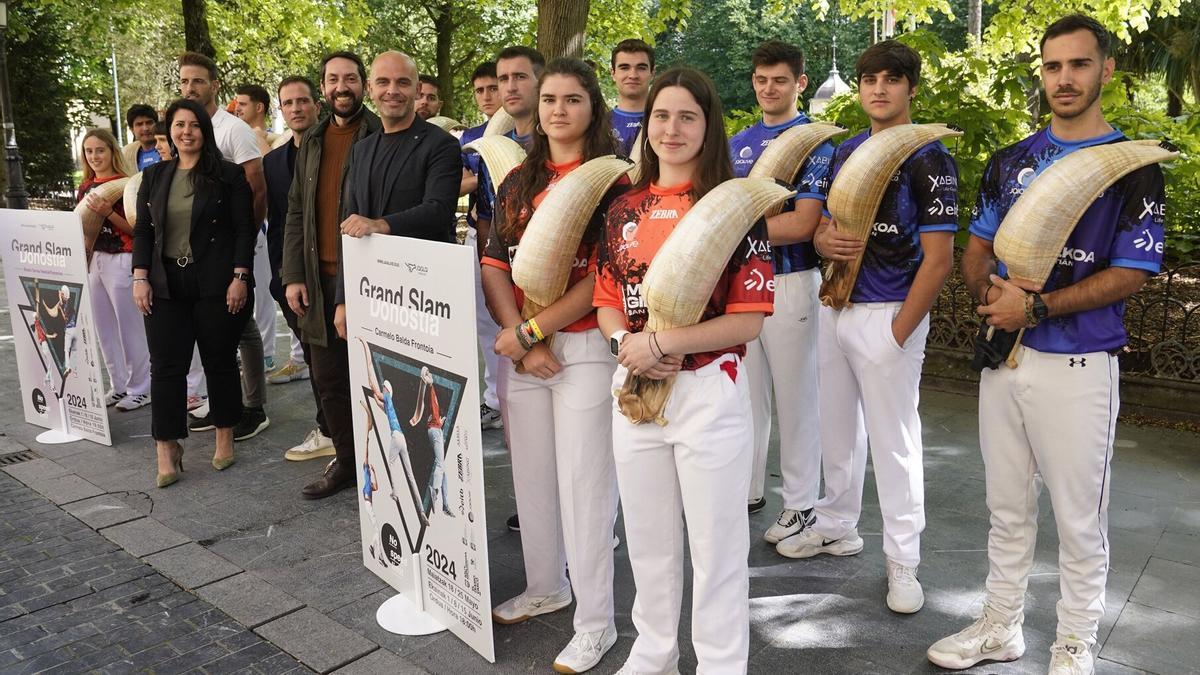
[527,318,544,342]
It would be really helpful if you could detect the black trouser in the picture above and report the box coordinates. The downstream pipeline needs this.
[146,263,251,440]
[272,281,328,437]
[307,275,354,469]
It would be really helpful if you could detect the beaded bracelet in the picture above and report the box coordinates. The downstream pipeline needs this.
[514,325,533,351]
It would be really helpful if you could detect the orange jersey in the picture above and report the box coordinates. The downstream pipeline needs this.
[427,383,443,429]
[594,182,775,371]
[482,159,628,333]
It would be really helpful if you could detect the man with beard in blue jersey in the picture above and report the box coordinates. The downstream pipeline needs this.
[729,40,834,540]
[928,15,1166,675]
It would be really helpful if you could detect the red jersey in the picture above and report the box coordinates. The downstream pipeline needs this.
[77,175,131,254]
[594,182,774,371]
[426,383,443,429]
[481,159,628,333]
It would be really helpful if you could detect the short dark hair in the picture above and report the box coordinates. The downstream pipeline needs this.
[153,120,168,137]
[751,40,805,79]
[471,61,497,83]
[418,73,439,90]
[855,40,921,88]
[277,75,317,100]
[319,50,366,84]
[496,46,546,77]
[126,104,157,128]
[178,51,218,80]
[1040,14,1112,58]
[235,84,270,111]
[610,38,655,71]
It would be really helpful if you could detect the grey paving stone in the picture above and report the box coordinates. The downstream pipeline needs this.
[195,573,304,628]
[255,608,377,673]
[332,648,426,674]
[143,543,242,590]
[1128,556,1200,620]
[2,457,69,483]
[62,494,145,529]
[24,474,104,504]
[1100,602,1200,674]
[1153,530,1200,567]
[100,517,190,557]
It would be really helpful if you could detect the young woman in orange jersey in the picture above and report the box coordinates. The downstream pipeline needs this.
[594,67,774,674]
[480,57,628,674]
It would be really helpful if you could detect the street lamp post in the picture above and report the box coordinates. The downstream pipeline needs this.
[0,1,29,209]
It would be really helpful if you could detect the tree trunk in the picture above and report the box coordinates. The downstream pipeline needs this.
[537,0,590,60]
[182,0,215,59]
[967,0,982,39]
[431,2,456,119]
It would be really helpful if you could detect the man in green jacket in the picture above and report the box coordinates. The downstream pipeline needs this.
[282,50,382,499]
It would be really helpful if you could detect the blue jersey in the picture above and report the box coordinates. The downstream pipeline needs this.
[382,391,402,433]
[610,108,643,157]
[137,147,162,171]
[460,122,487,227]
[826,130,959,302]
[361,464,373,500]
[970,127,1166,354]
[475,130,531,222]
[729,112,834,274]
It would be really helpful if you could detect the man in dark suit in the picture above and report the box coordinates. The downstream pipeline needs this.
[264,75,335,463]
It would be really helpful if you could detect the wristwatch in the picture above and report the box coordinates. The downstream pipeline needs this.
[609,330,629,357]
[1030,292,1049,324]
[232,272,251,283]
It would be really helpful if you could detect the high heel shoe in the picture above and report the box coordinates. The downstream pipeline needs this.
[211,453,236,471]
[156,442,184,488]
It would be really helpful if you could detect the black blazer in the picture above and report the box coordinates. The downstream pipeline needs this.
[132,159,256,299]
[335,117,462,304]
[263,142,294,298]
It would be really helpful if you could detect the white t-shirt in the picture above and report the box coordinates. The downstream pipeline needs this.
[211,109,262,165]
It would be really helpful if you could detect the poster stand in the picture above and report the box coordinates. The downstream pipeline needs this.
[36,406,81,444]
[376,567,446,636]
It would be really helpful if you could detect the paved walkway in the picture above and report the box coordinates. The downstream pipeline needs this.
[0,302,1197,673]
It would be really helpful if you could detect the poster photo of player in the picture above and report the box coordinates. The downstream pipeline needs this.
[22,277,85,396]
[354,337,468,552]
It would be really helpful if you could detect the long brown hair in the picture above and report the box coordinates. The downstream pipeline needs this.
[634,66,732,200]
[499,57,617,242]
[80,128,131,184]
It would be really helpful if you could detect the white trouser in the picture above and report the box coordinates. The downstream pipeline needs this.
[980,347,1118,645]
[747,268,822,507]
[187,348,204,396]
[88,252,150,396]
[252,230,276,363]
[613,354,752,674]
[500,329,618,633]
[812,302,928,568]
[466,228,500,410]
[289,334,304,363]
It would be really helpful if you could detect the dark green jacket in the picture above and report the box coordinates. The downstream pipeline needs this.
[281,108,381,346]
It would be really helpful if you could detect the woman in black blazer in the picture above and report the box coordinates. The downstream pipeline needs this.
[132,99,256,487]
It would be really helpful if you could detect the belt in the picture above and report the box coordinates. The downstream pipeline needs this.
[167,256,194,268]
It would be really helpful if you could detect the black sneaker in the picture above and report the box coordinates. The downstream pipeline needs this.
[189,414,216,432]
[506,513,520,532]
[748,497,767,514]
[233,407,270,441]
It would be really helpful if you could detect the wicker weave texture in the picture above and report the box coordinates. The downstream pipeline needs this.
[76,177,131,256]
[462,135,527,194]
[483,108,516,137]
[426,116,464,133]
[994,139,1178,285]
[748,123,847,218]
[122,173,143,227]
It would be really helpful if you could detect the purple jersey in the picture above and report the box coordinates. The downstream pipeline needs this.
[970,127,1166,354]
[475,129,531,223]
[825,129,960,302]
[610,108,643,157]
[459,122,487,227]
[729,112,834,274]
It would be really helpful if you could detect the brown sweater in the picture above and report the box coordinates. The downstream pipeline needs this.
[316,118,361,276]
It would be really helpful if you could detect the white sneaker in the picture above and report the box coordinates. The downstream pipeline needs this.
[927,605,1025,670]
[104,390,127,407]
[285,429,336,461]
[775,527,864,559]
[553,624,617,673]
[1048,635,1094,674]
[115,394,151,412]
[189,400,210,418]
[886,560,924,613]
[764,507,813,544]
[492,585,572,625]
[480,403,503,430]
[267,360,310,384]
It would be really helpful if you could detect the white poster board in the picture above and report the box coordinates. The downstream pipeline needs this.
[343,234,494,662]
[0,209,112,445]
